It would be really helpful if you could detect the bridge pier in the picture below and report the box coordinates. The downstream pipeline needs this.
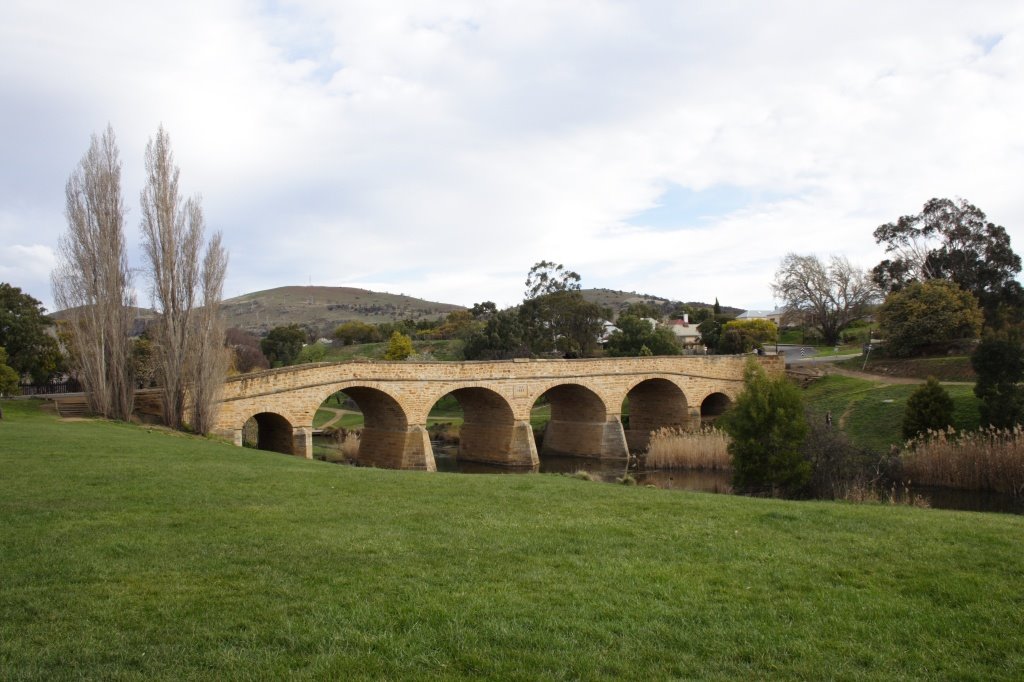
[459,419,539,467]
[357,424,436,471]
[541,417,629,459]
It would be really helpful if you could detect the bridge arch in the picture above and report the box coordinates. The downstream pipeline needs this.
[323,385,433,470]
[699,391,732,426]
[622,377,691,452]
[535,382,627,459]
[243,411,297,455]
[427,387,537,467]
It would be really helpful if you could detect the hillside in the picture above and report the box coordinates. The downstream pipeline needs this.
[220,286,464,336]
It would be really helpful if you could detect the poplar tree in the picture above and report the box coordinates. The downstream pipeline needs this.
[140,125,227,432]
[53,125,135,420]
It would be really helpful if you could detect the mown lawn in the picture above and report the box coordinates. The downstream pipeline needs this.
[2,399,1022,680]
[803,375,981,452]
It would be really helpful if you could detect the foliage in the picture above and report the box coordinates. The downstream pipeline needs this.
[872,197,1023,326]
[462,309,530,360]
[520,290,607,357]
[523,260,581,300]
[469,301,497,319]
[800,413,885,500]
[0,347,20,395]
[972,327,1024,428]
[131,336,157,388]
[605,315,681,357]
[0,282,63,383]
[719,319,777,354]
[902,377,954,441]
[719,359,810,496]
[383,331,414,361]
[772,253,878,345]
[434,310,477,340]
[619,301,663,320]
[296,342,328,364]
[697,315,733,353]
[333,320,381,345]
[260,324,307,367]
[226,327,269,373]
[878,280,983,357]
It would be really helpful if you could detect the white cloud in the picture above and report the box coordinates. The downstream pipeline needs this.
[2,0,1023,313]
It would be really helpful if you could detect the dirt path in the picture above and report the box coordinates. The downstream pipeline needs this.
[316,406,358,429]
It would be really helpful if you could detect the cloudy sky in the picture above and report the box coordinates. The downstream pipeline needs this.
[3,1,1023,314]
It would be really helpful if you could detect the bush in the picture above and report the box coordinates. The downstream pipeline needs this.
[902,377,954,441]
[878,280,983,357]
[972,327,1024,428]
[384,331,414,361]
[719,358,809,496]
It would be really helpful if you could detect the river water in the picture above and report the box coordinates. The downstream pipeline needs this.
[312,436,1022,514]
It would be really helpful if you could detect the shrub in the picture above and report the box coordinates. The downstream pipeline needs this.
[719,358,809,496]
[384,331,414,361]
[878,280,983,357]
[972,327,1024,428]
[902,377,954,441]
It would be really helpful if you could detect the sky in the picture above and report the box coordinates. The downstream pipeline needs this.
[3,1,1024,315]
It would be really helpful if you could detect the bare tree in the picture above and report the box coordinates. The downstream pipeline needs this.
[52,125,135,420]
[140,125,227,432]
[772,254,878,346]
[189,231,229,434]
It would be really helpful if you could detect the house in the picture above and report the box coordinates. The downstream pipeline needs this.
[668,314,703,351]
[736,308,785,326]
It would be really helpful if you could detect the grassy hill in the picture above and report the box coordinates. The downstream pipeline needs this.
[803,374,981,453]
[220,286,465,337]
[2,399,1022,679]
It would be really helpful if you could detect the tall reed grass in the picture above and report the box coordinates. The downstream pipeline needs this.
[900,427,1024,496]
[319,427,361,463]
[644,427,732,470]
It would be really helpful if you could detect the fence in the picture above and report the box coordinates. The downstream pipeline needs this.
[17,380,82,396]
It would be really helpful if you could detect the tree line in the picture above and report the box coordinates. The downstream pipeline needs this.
[772,196,1024,428]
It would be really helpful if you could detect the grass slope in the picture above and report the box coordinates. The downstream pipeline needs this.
[2,400,1022,679]
[803,375,981,452]
[836,354,976,382]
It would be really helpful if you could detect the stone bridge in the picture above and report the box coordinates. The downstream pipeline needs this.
[212,355,781,471]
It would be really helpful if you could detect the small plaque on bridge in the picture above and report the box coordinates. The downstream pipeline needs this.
[513,384,528,397]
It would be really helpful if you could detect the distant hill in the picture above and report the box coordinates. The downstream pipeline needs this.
[579,288,743,319]
[220,286,464,337]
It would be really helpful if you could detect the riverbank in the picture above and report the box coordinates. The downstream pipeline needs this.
[2,399,1023,679]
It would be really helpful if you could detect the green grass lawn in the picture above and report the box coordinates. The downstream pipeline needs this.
[2,399,1022,679]
[803,375,981,452]
[836,354,976,382]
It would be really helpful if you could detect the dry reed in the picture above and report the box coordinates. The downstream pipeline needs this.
[900,427,1024,496]
[644,427,733,471]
